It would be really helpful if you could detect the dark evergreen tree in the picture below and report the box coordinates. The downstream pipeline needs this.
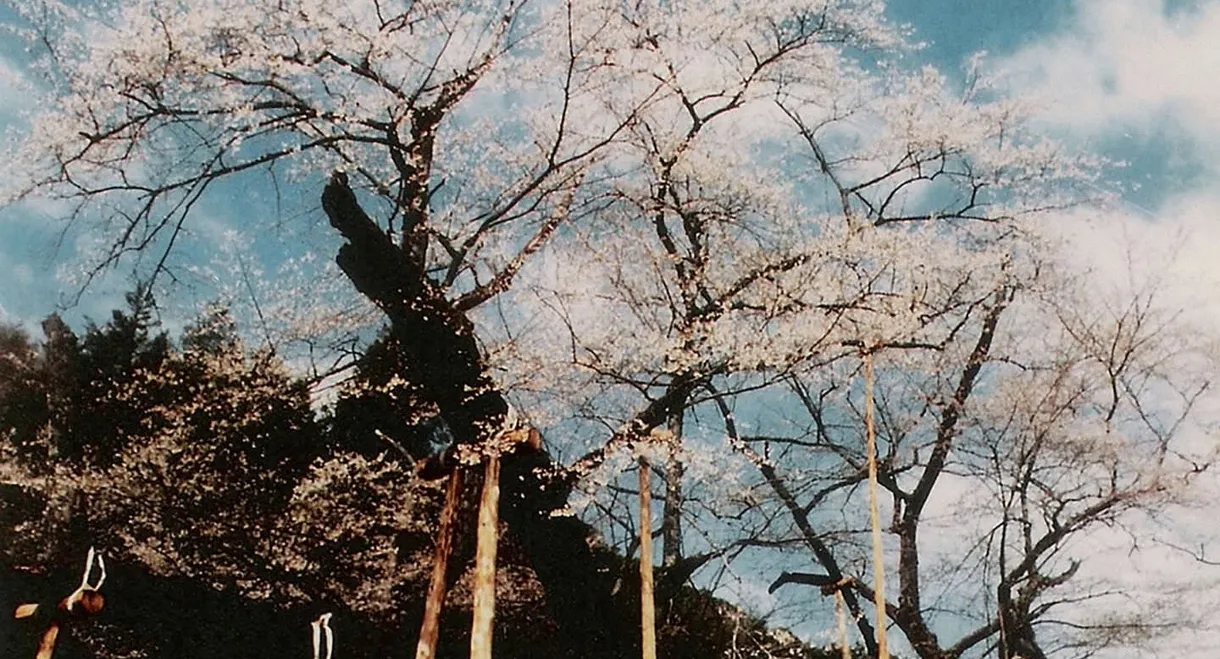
[0,292,326,583]
[65,287,171,466]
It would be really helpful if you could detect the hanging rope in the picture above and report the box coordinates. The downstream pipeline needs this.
[311,613,334,659]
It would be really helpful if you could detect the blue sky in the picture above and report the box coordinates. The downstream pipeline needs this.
[888,0,1075,63]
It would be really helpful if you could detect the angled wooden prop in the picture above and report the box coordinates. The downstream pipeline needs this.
[415,470,463,659]
[413,421,541,659]
[835,591,851,659]
[13,547,107,659]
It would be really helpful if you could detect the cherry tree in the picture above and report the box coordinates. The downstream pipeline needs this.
[2,0,1216,658]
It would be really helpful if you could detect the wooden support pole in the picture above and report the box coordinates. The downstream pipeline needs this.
[639,457,657,659]
[35,622,61,659]
[470,454,501,659]
[415,470,463,659]
[864,353,890,659]
[835,591,851,659]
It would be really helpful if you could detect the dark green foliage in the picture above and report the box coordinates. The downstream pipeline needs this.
[0,291,326,579]
[62,288,171,467]
[326,331,444,461]
[0,291,319,474]
[0,323,45,464]
[0,289,173,468]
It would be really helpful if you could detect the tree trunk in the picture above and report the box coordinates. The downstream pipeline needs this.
[321,175,510,454]
[321,177,646,657]
[661,410,684,569]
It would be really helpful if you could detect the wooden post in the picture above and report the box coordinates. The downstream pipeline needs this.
[835,591,851,659]
[639,457,657,659]
[864,353,889,659]
[34,622,61,659]
[469,454,501,659]
[415,425,538,659]
[415,470,463,659]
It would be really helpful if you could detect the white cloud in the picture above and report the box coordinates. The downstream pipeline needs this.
[1026,197,1220,657]
[1041,193,1220,334]
[999,0,1220,332]
[998,0,1220,159]
[1003,2,1220,639]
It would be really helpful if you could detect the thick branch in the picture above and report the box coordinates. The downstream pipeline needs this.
[893,291,1008,659]
[707,386,881,657]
